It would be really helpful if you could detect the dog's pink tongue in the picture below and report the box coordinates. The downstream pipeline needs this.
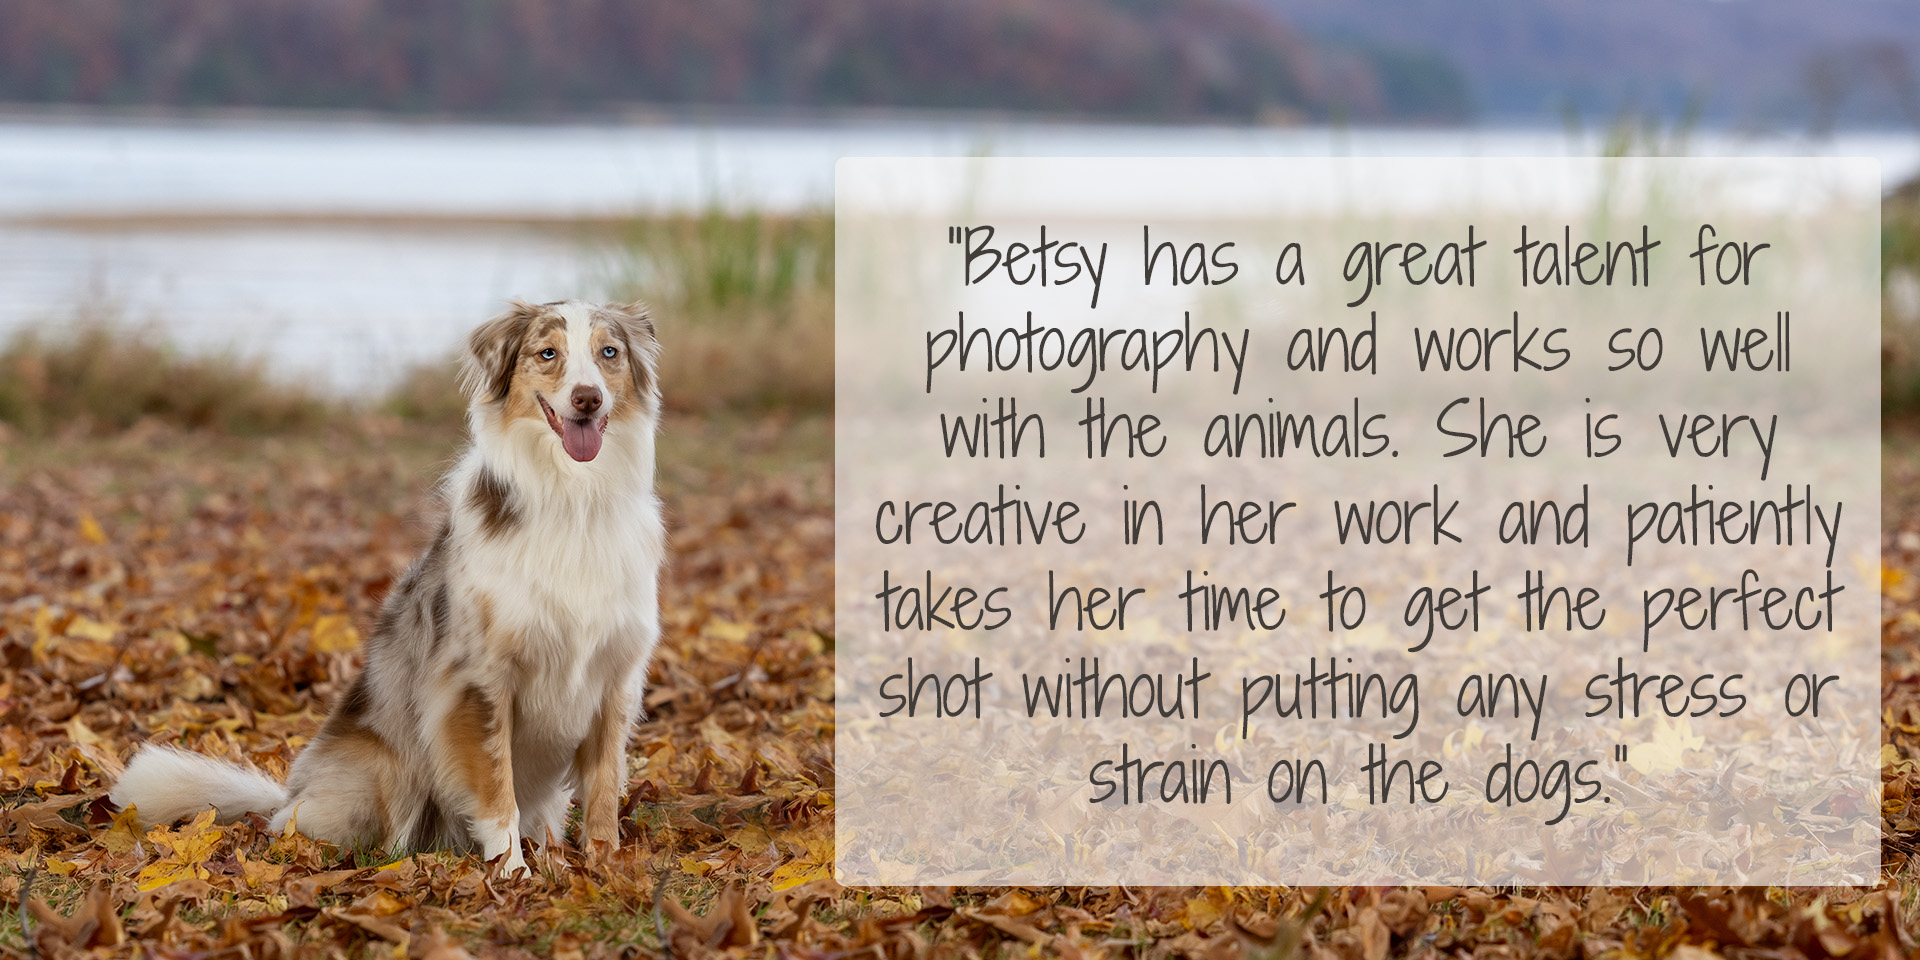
[560,418,604,462]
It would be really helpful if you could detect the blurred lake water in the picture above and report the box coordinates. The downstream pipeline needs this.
[2,115,1915,393]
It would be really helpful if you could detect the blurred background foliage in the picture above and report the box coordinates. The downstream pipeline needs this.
[0,0,1462,123]
[8,0,1920,126]
[1884,180,1920,411]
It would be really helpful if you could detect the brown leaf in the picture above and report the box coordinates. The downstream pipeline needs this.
[1052,933,1092,960]
[1536,918,1578,960]
[26,882,124,953]
[663,884,759,953]
[287,867,370,909]
[1161,928,1237,960]
[412,926,478,960]
[327,905,412,945]
[6,793,93,839]
[982,889,1045,917]
[763,877,846,941]
[959,906,1050,945]
[1227,909,1278,944]
[1679,890,1764,948]
[725,884,760,946]
[1375,889,1426,937]
[1355,907,1389,960]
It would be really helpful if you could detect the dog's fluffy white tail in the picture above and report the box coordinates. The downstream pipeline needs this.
[111,746,288,827]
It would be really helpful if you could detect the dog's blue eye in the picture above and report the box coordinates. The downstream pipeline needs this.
[602,346,618,359]
[539,348,557,360]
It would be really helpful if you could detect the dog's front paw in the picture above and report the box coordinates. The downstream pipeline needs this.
[494,849,530,879]
[580,835,622,867]
[481,832,531,879]
[581,817,620,852]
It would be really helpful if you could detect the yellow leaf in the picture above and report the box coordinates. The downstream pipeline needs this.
[769,825,833,891]
[730,824,772,856]
[703,618,752,643]
[100,804,147,855]
[65,716,103,747]
[32,605,58,642]
[699,715,738,748]
[769,859,831,891]
[64,616,118,643]
[1883,743,1914,771]
[1887,565,1915,603]
[78,512,107,545]
[244,859,287,886]
[310,615,360,654]
[238,850,287,888]
[1185,896,1223,930]
[137,809,226,891]
[136,859,203,892]
[679,856,713,876]
[156,630,189,655]
[1628,715,1704,776]
[43,856,82,876]
[797,630,826,655]
[1442,723,1486,759]
[174,669,217,702]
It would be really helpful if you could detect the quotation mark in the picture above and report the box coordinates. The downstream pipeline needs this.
[1613,744,1628,762]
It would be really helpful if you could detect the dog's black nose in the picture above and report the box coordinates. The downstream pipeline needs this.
[571,385,603,416]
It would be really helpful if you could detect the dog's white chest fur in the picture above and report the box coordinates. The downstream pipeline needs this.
[450,450,665,740]
[437,417,666,768]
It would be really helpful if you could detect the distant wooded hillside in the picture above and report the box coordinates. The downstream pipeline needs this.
[0,0,1469,122]
[1268,0,1920,128]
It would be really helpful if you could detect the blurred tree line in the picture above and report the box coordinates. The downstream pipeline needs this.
[0,0,1469,122]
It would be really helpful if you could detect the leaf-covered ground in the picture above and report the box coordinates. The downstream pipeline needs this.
[0,412,1916,959]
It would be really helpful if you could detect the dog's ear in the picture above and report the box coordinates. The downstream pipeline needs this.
[461,301,542,404]
[602,301,661,408]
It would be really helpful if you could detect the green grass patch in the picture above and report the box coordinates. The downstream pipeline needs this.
[597,210,834,413]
